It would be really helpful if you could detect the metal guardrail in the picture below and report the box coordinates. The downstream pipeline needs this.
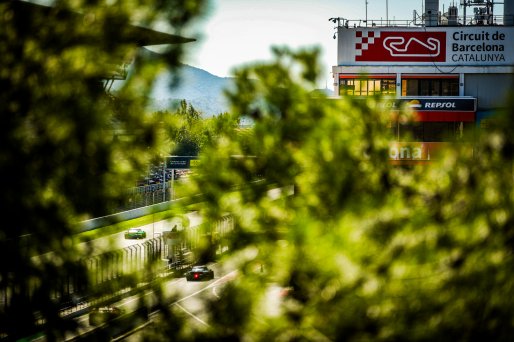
[79,198,180,233]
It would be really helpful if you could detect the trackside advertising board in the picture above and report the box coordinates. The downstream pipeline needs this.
[389,142,447,164]
[338,26,514,66]
[166,156,198,169]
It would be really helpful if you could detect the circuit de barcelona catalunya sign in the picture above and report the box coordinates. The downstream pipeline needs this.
[338,27,514,66]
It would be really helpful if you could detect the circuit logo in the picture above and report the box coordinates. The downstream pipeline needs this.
[383,37,441,57]
[355,31,446,62]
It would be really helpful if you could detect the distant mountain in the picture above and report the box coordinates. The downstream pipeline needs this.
[149,63,235,116]
[129,48,333,116]
[123,48,232,116]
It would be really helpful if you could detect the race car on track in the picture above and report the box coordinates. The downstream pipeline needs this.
[124,228,146,239]
[185,265,214,281]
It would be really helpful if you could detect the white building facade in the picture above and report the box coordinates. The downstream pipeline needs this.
[331,0,514,163]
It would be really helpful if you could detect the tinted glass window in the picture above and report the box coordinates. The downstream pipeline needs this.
[339,78,396,96]
[392,122,474,142]
[402,78,459,96]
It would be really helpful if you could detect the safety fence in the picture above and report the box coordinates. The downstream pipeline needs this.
[0,215,235,333]
[120,183,171,211]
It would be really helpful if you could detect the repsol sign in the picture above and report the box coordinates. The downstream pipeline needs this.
[381,97,476,111]
[424,101,457,109]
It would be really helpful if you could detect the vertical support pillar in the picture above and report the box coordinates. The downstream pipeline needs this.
[459,73,465,96]
[171,169,175,200]
[396,73,402,96]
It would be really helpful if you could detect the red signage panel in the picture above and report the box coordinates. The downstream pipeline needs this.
[356,31,446,62]
[415,111,475,122]
[338,27,514,66]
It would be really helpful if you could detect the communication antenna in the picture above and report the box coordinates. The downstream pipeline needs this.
[365,0,369,26]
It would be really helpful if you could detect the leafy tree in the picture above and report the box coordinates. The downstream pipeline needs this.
[154,46,514,341]
[164,100,240,157]
[168,99,204,156]
[0,0,206,339]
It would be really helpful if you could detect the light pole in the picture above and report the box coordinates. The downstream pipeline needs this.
[162,156,166,201]
[386,0,389,25]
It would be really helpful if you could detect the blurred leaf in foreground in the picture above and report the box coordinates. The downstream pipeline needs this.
[167,47,514,341]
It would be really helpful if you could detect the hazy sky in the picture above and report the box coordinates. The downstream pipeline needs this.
[185,0,469,86]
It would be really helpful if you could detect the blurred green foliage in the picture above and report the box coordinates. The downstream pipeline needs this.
[0,0,206,339]
[3,0,514,340]
[166,47,514,341]
[161,99,239,156]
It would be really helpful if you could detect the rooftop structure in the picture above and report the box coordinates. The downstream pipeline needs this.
[330,0,513,28]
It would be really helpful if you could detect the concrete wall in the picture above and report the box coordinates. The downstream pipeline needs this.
[464,73,514,110]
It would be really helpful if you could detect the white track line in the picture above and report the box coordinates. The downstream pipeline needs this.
[174,303,210,327]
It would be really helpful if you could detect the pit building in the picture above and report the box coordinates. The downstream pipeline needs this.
[331,0,514,163]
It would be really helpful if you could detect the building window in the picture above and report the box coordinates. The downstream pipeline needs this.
[391,121,474,142]
[339,78,396,96]
[401,77,459,96]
